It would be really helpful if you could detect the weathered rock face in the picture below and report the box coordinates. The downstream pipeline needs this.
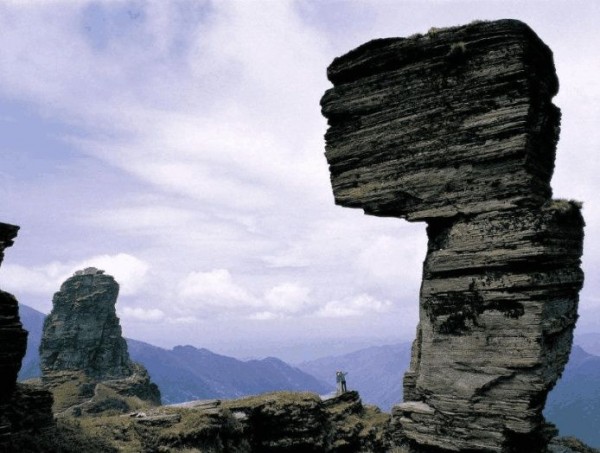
[40,269,161,412]
[0,223,55,447]
[41,269,131,379]
[321,19,585,452]
[224,390,390,452]
[322,19,559,221]
[0,223,26,399]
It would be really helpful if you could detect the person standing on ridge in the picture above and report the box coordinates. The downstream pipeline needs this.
[336,371,348,395]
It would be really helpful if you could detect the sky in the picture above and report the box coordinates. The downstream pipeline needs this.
[0,0,598,362]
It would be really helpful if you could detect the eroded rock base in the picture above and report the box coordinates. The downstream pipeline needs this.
[395,200,584,452]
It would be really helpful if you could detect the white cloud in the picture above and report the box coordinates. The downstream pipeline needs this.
[167,316,199,325]
[316,293,393,318]
[177,271,316,319]
[0,1,596,350]
[581,296,600,311]
[0,253,149,297]
[262,245,311,268]
[178,269,259,311]
[249,311,283,321]
[81,254,150,295]
[0,262,66,295]
[120,306,165,322]
[176,269,397,321]
[85,205,197,231]
[357,234,426,287]
[0,1,331,215]
[264,282,313,314]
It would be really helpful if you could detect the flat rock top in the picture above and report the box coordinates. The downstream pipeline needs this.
[326,19,556,92]
[54,272,119,309]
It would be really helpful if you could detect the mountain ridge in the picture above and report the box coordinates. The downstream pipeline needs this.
[17,304,600,447]
[18,304,332,403]
[126,338,332,403]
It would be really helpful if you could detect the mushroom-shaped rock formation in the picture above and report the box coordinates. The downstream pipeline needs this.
[321,19,584,452]
[40,269,161,414]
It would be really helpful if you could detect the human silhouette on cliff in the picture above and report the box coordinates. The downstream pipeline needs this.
[336,370,347,395]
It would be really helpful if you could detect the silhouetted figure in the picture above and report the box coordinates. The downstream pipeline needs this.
[336,370,348,395]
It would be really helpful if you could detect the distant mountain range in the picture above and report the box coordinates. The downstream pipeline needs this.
[298,343,412,411]
[575,332,600,356]
[544,344,600,448]
[17,304,600,447]
[300,340,600,449]
[17,304,332,403]
[126,339,332,403]
[17,304,45,381]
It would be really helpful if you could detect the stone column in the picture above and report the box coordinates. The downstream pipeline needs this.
[321,19,584,452]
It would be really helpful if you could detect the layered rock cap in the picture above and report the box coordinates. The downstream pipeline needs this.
[321,19,584,452]
[322,19,559,221]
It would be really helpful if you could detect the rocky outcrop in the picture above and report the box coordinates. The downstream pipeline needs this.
[226,392,330,452]
[4,389,596,453]
[0,223,26,397]
[321,19,585,452]
[323,390,390,452]
[1,384,54,437]
[40,269,161,414]
[60,390,391,452]
[223,390,390,452]
[0,223,55,448]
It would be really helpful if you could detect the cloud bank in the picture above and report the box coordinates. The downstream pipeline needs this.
[0,1,598,352]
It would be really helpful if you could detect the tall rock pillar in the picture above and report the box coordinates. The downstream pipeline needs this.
[40,268,132,379]
[40,267,161,413]
[320,20,584,452]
